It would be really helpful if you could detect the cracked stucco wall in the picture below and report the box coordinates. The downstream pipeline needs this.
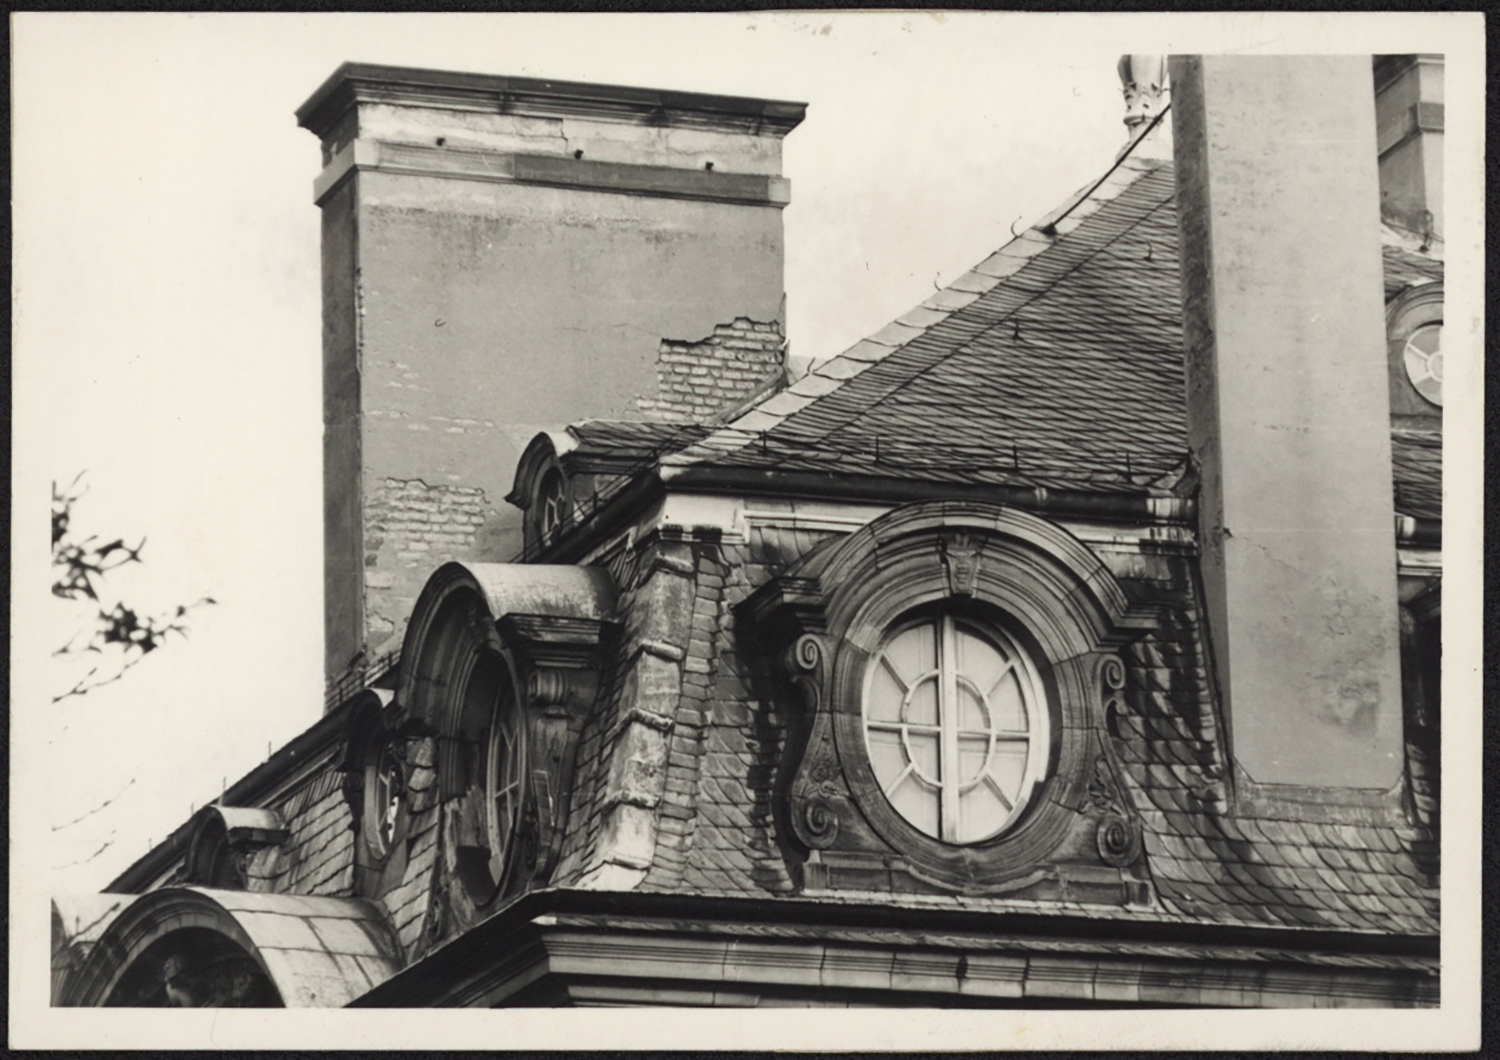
[322,130,789,679]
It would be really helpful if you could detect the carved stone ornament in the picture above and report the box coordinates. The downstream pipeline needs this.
[801,798,840,848]
[939,532,983,596]
[740,501,1161,895]
[1089,751,1143,867]
[1118,54,1169,130]
[777,633,850,852]
[501,614,612,883]
[1096,813,1143,868]
[1086,683,1144,870]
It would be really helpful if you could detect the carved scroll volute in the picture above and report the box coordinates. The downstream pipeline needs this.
[777,633,846,851]
[1090,654,1142,868]
[780,633,826,716]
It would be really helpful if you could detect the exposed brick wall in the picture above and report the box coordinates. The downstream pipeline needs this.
[362,478,492,656]
[637,318,786,423]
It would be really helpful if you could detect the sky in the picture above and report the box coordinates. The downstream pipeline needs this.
[15,11,1133,896]
[11,11,1486,1047]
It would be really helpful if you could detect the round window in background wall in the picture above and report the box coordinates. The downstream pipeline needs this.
[366,738,406,859]
[1403,321,1443,407]
[862,611,1049,844]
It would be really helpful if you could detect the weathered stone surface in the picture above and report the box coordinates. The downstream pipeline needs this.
[1172,55,1403,789]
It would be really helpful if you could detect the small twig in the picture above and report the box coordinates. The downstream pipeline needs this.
[51,655,148,704]
[52,833,116,870]
[51,779,135,831]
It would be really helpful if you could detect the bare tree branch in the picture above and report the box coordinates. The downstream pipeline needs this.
[51,474,216,701]
[52,779,136,832]
[51,833,117,871]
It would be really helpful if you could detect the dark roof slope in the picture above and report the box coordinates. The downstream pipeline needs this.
[659,157,1441,519]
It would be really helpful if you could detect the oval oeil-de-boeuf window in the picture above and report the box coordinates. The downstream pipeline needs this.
[1403,321,1443,407]
[863,613,1048,844]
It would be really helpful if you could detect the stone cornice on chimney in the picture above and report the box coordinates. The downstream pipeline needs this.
[296,62,808,141]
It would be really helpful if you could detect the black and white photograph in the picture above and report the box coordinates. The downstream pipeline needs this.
[12,10,1482,1050]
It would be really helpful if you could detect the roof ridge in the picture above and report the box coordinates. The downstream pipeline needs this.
[659,155,1169,472]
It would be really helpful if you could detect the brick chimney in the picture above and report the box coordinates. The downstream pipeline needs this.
[297,64,804,683]
[1169,55,1403,790]
[1373,54,1443,243]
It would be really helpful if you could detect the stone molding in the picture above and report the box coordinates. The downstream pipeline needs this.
[360,908,1439,1009]
[297,62,807,142]
[313,137,793,208]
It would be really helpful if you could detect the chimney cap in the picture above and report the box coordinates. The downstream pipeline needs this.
[296,62,808,141]
[1118,54,1169,131]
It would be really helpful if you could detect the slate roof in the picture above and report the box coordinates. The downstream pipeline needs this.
[1113,561,1438,936]
[656,156,1441,519]
[552,152,1443,937]
[1382,240,1445,300]
[596,526,1438,940]
[565,420,711,473]
[1392,429,1443,521]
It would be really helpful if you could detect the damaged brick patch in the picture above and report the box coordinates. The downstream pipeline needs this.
[364,478,492,652]
[638,317,787,422]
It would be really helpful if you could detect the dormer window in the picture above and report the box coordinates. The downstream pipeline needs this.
[746,501,1156,897]
[538,469,568,542]
[1387,282,1443,416]
[483,672,529,899]
[864,610,1048,844]
[367,738,407,858]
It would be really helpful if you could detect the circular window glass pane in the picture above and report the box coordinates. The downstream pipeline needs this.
[371,741,404,855]
[1403,322,1443,407]
[486,696,528,891]
[863,614,1047,844]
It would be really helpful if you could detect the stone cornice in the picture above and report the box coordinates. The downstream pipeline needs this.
[350,892,1439,1008]
[313,138,793,208]
[297,62,807,141]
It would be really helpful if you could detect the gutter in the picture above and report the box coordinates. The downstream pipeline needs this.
[1396,515,1441,547]
[535,463,1195,566]
[661,464,1196,522]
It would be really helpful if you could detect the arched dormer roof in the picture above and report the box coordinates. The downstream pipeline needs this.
[507,429,578,512]
[55,888,401,1007]
[755,499,1156,661]
[183,806,290,889]
[396,561,616,796]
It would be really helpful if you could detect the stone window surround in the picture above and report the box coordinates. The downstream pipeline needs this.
[746,500,1156,891]
[393,562,615,919]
